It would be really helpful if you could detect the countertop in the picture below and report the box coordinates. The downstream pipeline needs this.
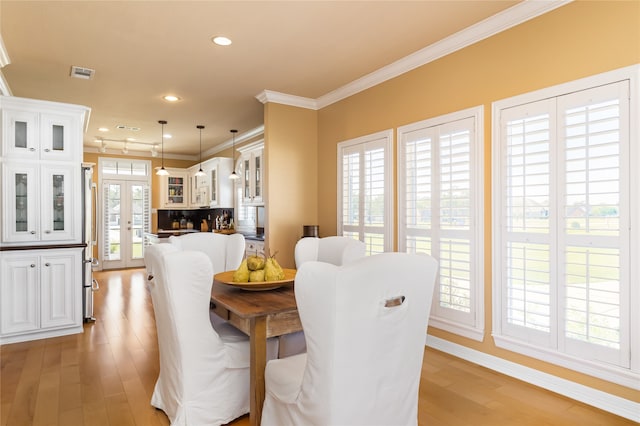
[145,230,264,241]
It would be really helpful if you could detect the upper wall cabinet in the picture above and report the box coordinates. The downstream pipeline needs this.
[201,157,233,208]
[1,97,88,163]
[237,141,264,206]
[0,96,89,246]
[158,169,190,209]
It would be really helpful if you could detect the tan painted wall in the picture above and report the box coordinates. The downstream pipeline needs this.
[263,103,318,269]
[313,1,639,401]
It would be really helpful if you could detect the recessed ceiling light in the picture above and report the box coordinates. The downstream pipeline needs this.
[212,36,232,46]
[98,127,109,132]
[163,95,180,102]
[164,134,172,139]
[126,137,136,142]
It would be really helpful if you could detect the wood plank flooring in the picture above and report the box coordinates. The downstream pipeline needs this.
[1,268,635,425]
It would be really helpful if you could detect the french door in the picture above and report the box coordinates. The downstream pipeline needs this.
[101,180,150,269]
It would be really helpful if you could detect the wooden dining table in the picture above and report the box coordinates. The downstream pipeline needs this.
[211,269,301,426]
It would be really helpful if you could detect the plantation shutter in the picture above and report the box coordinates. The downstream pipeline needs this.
[399,114,479,330]
[338,131,393,254]
[496,80,630,367]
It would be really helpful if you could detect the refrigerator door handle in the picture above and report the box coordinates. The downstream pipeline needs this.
[91,182,98,246]
[92,279,100,291]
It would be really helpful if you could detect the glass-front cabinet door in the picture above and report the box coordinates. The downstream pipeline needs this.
[40,164,76,241]
[1,110,78,162]
[2,163,38,243]
[160,170,189,208]
[210,166,219,206]
[39,113,77,162]
[252,149,263,204]
[1,163,76,243]
[240,148,264,205]
[1,109,39,159]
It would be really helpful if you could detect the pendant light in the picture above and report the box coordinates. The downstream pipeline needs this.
[156,120,169,176]
[194,125,206,177]
[229,129,240,180]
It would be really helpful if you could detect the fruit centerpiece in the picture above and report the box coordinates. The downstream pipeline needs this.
[232,251,285,283]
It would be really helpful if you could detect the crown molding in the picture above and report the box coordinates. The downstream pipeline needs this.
[256,90,317,110]
[256,0,571,110]
[0,71,13,96]
[0,35,10,68]
[204,124,265,156]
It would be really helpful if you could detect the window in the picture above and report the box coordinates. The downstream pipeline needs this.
[338,130,393,254]
[492,66,639,387]
[102,159,148,176]
[397,107,484,341]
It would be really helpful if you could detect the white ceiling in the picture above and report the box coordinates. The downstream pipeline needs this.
[0,0,549,159]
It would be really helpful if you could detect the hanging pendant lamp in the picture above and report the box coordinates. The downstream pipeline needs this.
[229,129,240,180]
[194,125,206,177]
[156,120,169,176]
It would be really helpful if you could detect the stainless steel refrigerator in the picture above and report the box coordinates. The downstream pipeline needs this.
[82,163,99,322]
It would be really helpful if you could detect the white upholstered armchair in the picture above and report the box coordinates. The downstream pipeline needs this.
[278,236,366,357]
[261,252,438,426]
[168,232,245,273]
[294,235,366,268]
[144,246,277,425]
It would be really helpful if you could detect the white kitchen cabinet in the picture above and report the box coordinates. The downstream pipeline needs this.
[159,169,189,208]
[2,162,78,243]
[188,165,209,208]
[0,248,82,343]
[238,141,264,205]
[1,97,86,163]
[202,157,233,208]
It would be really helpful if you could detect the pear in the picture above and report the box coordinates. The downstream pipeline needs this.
[249,269,266,282]
[264,252,285,281]
[247,254,265,271]
[232,259,250,282]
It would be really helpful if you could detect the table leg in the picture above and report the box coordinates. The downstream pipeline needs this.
[249,316,267,426]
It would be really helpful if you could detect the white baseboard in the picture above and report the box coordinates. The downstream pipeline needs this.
[426,335,640,422]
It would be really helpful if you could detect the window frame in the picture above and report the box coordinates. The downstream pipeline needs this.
[397,106,485,341]
[337,129,394,254]
[491,65,640,388]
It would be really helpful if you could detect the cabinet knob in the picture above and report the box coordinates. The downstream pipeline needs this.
[30,264,36,268]
[44,148,51,152]
[44,230,51,234]
[29,147,36,152]
[30,231,36,234]
[45,263,51,267]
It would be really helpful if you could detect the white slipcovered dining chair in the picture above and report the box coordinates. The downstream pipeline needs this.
[294,235,366,269]
[278,236,366,357]
[261,252,438,426]
[145,246,278,425]
[168,232,246,326]
[169,232,246,273]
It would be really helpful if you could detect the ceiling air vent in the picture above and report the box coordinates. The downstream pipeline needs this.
[70,66,95,80]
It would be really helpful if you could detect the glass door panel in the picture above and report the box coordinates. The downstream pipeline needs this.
[102,180,150,269]
[52,124,64,151]
[130,184,146,260]
[15,121,28,148]
[52,174,65,231]
[15,173,28,232]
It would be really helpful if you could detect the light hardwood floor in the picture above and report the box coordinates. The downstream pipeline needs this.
[1,268,635,426]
